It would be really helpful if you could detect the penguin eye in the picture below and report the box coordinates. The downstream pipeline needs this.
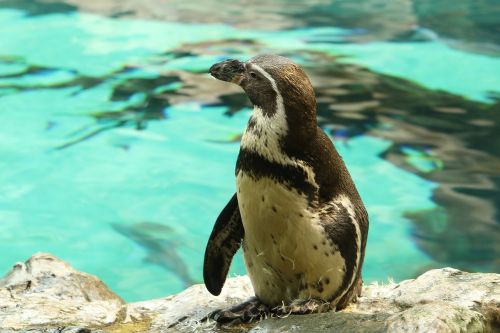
[249,72,258,78]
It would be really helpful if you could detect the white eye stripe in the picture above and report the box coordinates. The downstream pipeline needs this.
[251,64,285,117]
[251,65,281,99]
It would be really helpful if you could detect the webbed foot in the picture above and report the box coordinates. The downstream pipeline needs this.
[207,296,270,324]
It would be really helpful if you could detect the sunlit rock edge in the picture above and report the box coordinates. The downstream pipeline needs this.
[0,253,498,333]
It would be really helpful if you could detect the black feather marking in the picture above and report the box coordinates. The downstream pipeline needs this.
[203,193,244,296]
[322,205,363,301]
[236,148,317,202]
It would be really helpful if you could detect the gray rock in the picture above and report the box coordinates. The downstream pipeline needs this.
[0,253,125,331]
[0,254,498,333]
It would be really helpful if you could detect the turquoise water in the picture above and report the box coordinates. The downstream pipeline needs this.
[1,3,499,301]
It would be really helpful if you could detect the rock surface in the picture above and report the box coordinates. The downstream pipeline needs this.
[0,253,125,331]
[0,253,498,333]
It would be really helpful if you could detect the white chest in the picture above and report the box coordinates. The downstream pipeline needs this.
[236,172,346,306]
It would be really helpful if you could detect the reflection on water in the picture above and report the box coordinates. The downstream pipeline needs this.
[11,0,498,56]
[309,59,500,272]
[0,1,498,301]
[112,222,198,287]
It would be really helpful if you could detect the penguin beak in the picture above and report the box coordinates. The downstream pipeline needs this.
[209,59,245,85]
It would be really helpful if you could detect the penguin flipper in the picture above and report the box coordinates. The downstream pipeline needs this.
[203,193,244,296]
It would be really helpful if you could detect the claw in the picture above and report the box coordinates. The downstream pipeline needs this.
[206,296,270,324]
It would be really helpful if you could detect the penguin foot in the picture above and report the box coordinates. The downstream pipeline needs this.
[273,298,331,315]
[207,296,270,324]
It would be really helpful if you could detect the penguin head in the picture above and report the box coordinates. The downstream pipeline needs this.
[210,55,317,124]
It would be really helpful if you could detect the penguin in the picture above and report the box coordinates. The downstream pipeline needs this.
[203,55,369,323]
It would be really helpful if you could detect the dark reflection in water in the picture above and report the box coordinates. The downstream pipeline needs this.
[2,0,498,56]
[0,0,77,16]
[0,57,183,149]
[112,222,197,288]
[292,0,500,55]
[314,63,500,273]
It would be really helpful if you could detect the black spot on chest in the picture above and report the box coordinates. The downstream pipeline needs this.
[247,117,257,130]
[246,117,263,137]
